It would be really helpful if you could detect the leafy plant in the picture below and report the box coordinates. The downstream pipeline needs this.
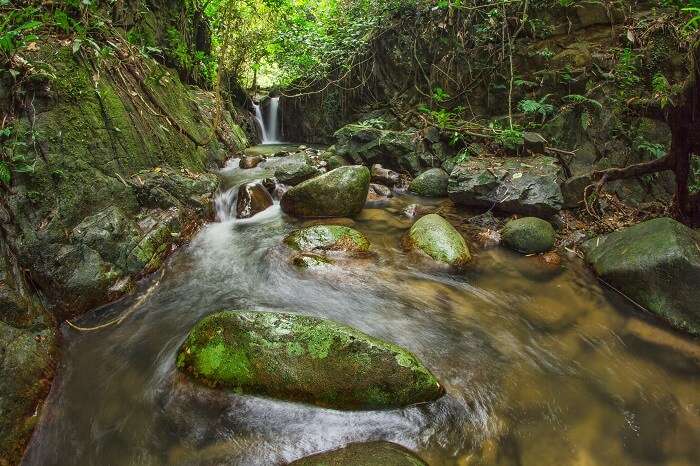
[562,94,603,129]
[432,86,450,103]
[636,139,667,159]
[518,95,555,124]
[496,128,524,150]
[652,73,673,108]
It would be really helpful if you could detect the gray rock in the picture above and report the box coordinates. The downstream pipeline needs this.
[274,160,320,186]
[448,156,564,218]
[584,217,700,335]
[409,168,449,197]
[561,174,593,208]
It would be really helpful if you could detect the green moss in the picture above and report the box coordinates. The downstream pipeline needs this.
[177,311,444,409]
[407,214,471,267]
[284,225,371,254]
[501,217,555,254]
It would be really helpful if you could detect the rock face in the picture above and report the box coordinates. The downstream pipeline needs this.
[409,168,449,197]
[236,182,274,219]
[333,124,432,175]
[281,166,370,218]
[285,225,371,254]
[289,442,428,466]
[0,280,56,465]
[501,217,556,254]
[584,218,700,335]
[448,156,564,218]
[177,311,444,409]
[405,214,471,267]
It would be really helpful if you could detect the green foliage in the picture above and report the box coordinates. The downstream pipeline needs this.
[432,86,450,103]
[563,94,603,129]
[635,139,667,159]
[652,73,672,108]
[615,48,641,88]
[518,95,555,123]
[495,127,524,150]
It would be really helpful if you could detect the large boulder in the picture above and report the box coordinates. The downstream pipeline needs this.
[176,311,443,409]
[448,156,564,218]
[236,182,273,219]
[281,166,370,218]
[285,225,371,255]
[584,218,700,335]
[289,442,428,466]
[409,168,449,197]
[501,217,556,254]
[404,214,471,268]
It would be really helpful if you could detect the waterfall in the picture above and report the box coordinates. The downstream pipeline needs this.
[214,187,237,222]
[252,97,281,144]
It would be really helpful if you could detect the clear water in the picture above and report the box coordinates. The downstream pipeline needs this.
[24,150,700,465]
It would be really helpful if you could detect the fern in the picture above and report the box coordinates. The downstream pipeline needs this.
[518,94,555,123]
[0,161,10,185]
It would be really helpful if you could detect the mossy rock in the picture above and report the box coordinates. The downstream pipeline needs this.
[281,166,370,218]
[284,225,371,255]
[327,155,351,171]
[274,160,321,186]
[289,442,428,466]
[501,217,555,254]
[177,311,444,410]
[409,168,449,197]
[405,214,471,268]
[584,217,700,336]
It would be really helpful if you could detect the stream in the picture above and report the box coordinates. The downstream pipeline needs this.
[24,146,700,465]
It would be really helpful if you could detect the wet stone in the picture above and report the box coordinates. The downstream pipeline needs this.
[240,156,263,169]
[236,182,273,219]
[176,311,444,410]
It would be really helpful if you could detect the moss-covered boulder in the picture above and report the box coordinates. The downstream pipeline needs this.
[281,166,370,218]
[289,442,428,466]
[284,225,371,254]
[176,311,443,409]
[405,214,471,268]
[501,217,556,254]
[584,218,700,335]
[236,182,274,219]
[409,168,449,197]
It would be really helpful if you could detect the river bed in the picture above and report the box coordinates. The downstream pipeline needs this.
[24,149,700,465]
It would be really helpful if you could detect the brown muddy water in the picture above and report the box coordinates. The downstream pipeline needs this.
[24,148,700,465]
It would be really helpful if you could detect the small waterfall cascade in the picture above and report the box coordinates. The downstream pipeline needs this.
[252,97,281,144]
[214,187,237,222]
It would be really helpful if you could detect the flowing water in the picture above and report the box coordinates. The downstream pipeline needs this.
[252,98,281,144]
[24,150,700,465]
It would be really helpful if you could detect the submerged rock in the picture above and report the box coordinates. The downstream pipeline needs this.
[285,225,371,254]
[236,182,273,219]
[292,253,335,268]
[289,441,428,466]
[584,217,700,335]
[368,183,393,201]
[239,155,263,169]
[176,311,443,409]
[501,217,556,254]
[409,168,449,197]
[281,166,370,218]
[405,214,471,268]
[448,156,563,218]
